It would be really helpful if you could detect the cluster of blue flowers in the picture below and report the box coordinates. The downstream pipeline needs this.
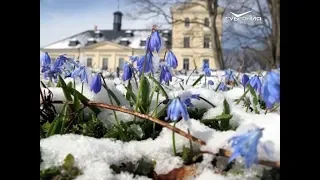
[241,71,280,109]
[40,52,103,94]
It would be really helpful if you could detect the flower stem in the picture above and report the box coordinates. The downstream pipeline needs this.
[152,91,160,134]
[188,128,193,153]
[99,73,120,126]
[265,109,268,115]
[81,83,84,94]
[236,88,250,104]
[172,121,177,156]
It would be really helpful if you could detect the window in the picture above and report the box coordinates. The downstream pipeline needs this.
[203,59,209,65]
[204,37,210,48]
[204,18,209,27]
[183,58,190,70]
[87,58,92,68]
[140,40,146,46]
[102,58,108,70]
[118,58,125,70]
[184,18,190,28]
[184,37,190,48]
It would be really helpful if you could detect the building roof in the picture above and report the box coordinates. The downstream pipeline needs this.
[42,29,172,50]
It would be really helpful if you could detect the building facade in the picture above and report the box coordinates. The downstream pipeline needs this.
[40,1,223,71]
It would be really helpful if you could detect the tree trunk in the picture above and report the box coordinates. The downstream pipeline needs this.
[207,0,224,70]
[268,0,280,68]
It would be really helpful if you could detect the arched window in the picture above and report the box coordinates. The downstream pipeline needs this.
[185,18,190,28]
[204,18,209,27]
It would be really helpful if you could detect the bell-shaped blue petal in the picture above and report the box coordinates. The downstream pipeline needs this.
[165,98,189,121]
[165,51,178,69]
[41,52,51,67]
[218,82,228,91]
[137,52,153,73]
[249,75,262,94]
[208,80,214,85]
[262,71,280,109]
[53,54,68,68]
[242,74,249,86]
[90,74,102,94]
[129,56,139,63]
[122,62,133,81]
[146,30,162,53]
[159,63,172,83]
[224,69,235,83]
[228,128,264,168]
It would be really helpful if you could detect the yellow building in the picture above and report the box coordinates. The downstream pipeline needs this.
[40,1,223,71]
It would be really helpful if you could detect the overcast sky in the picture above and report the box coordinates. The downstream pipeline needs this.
[40,0,165,47]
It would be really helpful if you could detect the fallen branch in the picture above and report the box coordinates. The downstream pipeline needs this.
[40,100,280,168]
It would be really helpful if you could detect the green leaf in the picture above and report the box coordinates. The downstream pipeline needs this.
[214,114,233,121]
[181,146,191,162]
[192,75,204,86]
[67,81,73,88]
[149,76,169,100]
[247,85,260,114]
[223,99,230,114]
[63,86,101,114]
[139,76,150,113]
[135,158,154,176]
[154,103,169,119]
[102,84,121,106]
[42,121,51,132]
[58,75,73,101]
[128,124,144,139]
[40,124,46,139]
[46,117,63,137]
[63,154,75,170]
[125,83,137,103]
[215,81,221,92]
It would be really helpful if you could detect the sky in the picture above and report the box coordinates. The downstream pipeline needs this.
[40,0,165,47]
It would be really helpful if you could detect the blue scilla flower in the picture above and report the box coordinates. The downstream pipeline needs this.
[179,92,200,107]
[218,82,228,91]
[241,74,249,86]
[146,30,162,53]
[53,54,68,68]
[90,74,102,94]
[165,98,189,121]
[42,64,62,82]
[249,75,262,94]
[72,66,90,83]
[208,80,214,85]
[202,62,211,76]
[159,62,173,84]
[137,52,153,73]
[228,127,264,168]
[122,62,133,81]
[262,71,280,109]
[224,69,235,83]
[129,56,139,63]
[41,52,51,67]
[165,50,178,69]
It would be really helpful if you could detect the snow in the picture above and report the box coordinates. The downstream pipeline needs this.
[40,71,280,180]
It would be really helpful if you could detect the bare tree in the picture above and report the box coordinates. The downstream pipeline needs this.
[125,0,225,69]
[223,0,280,69]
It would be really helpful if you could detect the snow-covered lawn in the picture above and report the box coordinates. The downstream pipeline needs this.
[40,71,280,180]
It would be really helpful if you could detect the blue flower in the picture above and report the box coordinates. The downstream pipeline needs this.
[179,92,200,107]
[72,66,90,83]
[249,75,262,93]
[218,82,228,91]
[202,62,211,76]
[41,52,51,67]
[208,80,214,85]
[90,74,102,94]
[53,54,68,68]
[241,74,249,86]
[146,30,162,53]
[43,64,62,82]
[165,98,189,121]
[122,62,133,81]
[137,52,153,73]
[228,128,264,168]
[159,63,173,83]
[129,56,139,63]
[224,69,235,83]
[165,50,178,69]
[262,71,280,109]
